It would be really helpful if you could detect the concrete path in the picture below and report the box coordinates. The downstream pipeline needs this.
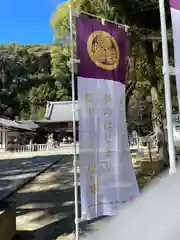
[13,155,76,240]
[12,155,109,240]
[0,154,67,200]
[0,144,75,200]
[0,144,148,239]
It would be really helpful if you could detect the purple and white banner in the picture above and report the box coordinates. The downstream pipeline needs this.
[171,0,180,107]
[76,15,139,220]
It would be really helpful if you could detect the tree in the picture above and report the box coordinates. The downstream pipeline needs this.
[0,44,31,117]
[51,44,72,98]
[51,0,141,104]
[85,0,172,166]
[0,44,60,119]
[105,0,173,165]
[51,0,177,166]
[50,1,77,101]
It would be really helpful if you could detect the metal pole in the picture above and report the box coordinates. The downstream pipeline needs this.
[158,0,176,174]
[68,4,79,240]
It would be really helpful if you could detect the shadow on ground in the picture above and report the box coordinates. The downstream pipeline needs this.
[11,155,79,240]
[0,151,163,240]
[14,216,108,240]
[10,155,108,240]
[0,154,81,240]
[0,154,64,198]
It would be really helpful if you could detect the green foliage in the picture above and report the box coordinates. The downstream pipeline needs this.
[0,44,70,120]
[51,44,72,97]
[0,0,177,133]
[49,0,174,166]
[50,0,177,114]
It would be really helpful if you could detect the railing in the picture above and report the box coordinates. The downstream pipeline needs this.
[9,144,49,152]
[128,135,137,146]
[128,133,157,149]
[8,135,157,153]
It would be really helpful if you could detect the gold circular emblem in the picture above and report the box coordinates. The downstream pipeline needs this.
[87,31,120,71]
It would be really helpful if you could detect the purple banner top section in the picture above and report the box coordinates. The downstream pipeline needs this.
[76,15,128,84]
[170,0,180,10]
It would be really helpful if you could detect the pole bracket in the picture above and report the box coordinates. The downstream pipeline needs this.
[68,58,80,64]
[72,108,79,112]
[162,65,180,76]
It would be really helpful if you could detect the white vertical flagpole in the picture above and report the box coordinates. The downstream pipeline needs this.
[158,0,176,174]
[68,4,79,240]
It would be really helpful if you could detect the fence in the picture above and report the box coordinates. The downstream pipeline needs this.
[129,133,160,164]
[8,135,156,154]
[9,143,57,152]
[128,133,157,149]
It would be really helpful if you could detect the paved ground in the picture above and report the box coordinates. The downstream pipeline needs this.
[12,155,76,240]
[0,145,75,199]
[0,144,155,239]
[12,155,109,240]
[0,154,67,199]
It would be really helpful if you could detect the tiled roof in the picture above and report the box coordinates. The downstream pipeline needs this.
[0,118,35,131]
[44,101,79,122]
[17,120,39,129]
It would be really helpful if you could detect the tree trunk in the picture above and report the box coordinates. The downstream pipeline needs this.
[144,41,169,167]
[126,56,137,112]
[151,86,169,167]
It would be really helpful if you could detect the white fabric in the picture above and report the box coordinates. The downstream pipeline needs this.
[84,168,180,240]
[78,76,139,220]
[171,8,180,108]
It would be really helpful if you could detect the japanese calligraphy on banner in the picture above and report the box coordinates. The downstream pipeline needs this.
[170,0,180,107]
[77,15,139,220]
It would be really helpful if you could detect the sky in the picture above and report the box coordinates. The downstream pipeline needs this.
[0,0,65,44]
